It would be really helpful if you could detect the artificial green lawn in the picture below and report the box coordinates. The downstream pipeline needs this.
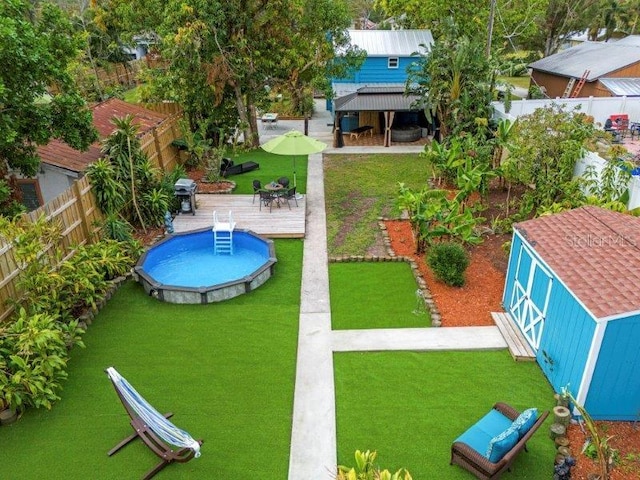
[324,153,430,255]
[335,350,555,479]
[330,262,431,329]
[0,239,303,480]
[223,149,307,195]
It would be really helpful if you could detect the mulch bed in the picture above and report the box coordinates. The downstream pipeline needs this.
[384,218,640,480]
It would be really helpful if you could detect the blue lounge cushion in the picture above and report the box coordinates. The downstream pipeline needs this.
[455,409,513,457]
[485,425,519,462]
[512,408,538,438]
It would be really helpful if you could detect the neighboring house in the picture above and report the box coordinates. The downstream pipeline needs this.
[560,28,608,50]
[122,33,159,60]
[22,98,170,210]
[529,40,640,98]
[503,206,640,420]
[330,29,433,146]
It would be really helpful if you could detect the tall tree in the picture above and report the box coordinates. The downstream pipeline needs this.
[539,0,600,55]
[108,0,357,148]
[375,0,489,39]
[0,0,97,215]
[408,20,494,141]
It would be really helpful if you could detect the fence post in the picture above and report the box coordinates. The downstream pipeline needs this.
[73,179,92,245]
[152,126,167,171]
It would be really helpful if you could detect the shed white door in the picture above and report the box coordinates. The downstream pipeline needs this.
[508,244,553,351]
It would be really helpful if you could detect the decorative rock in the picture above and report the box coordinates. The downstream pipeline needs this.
[555,436,570,448]
[557,446,571,457]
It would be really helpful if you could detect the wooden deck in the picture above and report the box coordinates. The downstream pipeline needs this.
[172,194,306,238]
[491,312,536,362]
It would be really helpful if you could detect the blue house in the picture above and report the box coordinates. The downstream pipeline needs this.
[330,29,433,146]
[503,206,640,420]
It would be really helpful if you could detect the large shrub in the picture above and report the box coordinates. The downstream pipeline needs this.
[427,242,470,287]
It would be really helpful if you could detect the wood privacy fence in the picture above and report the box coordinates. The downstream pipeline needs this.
[140,108,184,172]
[0,176,103,322]
[0,104,184,322]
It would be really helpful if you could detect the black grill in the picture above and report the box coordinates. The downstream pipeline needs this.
[174,178,197,214]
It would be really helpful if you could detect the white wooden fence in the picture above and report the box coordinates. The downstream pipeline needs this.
[493,96,640,126]
[574,151,640,210]
[493,96,640,210]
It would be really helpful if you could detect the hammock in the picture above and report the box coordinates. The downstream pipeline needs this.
[106,367,201,457]
[106,367,202,479]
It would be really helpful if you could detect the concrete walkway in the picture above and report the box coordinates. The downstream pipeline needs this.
[265,102,508,479]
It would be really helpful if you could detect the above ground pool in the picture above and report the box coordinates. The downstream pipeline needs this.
[135,228,276,304]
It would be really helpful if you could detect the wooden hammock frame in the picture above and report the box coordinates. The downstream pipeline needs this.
[107,372,203,480]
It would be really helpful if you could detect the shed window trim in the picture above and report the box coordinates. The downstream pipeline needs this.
[388,57,399,69]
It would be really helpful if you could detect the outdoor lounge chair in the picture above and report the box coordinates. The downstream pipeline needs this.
[450,402,548,480]
[105,367,203,480]
[220,158,260,177]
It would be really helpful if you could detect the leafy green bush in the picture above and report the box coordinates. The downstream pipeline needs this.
[427,242,470,287]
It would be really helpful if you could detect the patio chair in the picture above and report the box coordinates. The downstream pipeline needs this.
[105,367,202,480]
[280,186,298,209]
[259,190,276,212]
[277,176,290,188]
[252,180,262,204]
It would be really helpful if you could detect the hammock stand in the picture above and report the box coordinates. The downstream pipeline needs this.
[106,367,203,480]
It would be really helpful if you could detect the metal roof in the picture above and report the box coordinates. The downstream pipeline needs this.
[334,87,421,112]
[613,35,640,46]
[38,98,168,173]
[515,206,640,319]
[599,77,640,96]
[529,41,640,80]
[346,29,433,56]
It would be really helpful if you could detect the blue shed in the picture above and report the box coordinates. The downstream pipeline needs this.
[329,29,433,111]
[503,206,640,420]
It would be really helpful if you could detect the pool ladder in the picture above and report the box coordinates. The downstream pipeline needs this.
[212,210,236,255]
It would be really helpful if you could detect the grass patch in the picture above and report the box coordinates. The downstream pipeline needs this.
[330,262,431,329]
[324,154,431,256]
[223,149,307,195]
[335,350,555,479]
[123,86,143,103]
[0,239,302,480]
[497,75,531,92]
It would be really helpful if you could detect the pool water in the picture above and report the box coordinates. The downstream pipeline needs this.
[135,228,276,303]
[142,230,270,287]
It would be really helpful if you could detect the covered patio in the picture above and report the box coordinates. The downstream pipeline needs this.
[332,86,432,148]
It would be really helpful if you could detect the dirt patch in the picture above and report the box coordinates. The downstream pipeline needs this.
[384,218,640,479]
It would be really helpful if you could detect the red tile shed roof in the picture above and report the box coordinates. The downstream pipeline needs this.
[515,206,640,319]
[38,98,168,173]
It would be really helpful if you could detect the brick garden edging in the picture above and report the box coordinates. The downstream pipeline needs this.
[327,218,442,327]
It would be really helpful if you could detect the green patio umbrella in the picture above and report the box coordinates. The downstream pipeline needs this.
[260,129,327,188]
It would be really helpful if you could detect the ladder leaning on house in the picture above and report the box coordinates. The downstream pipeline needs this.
[561,78,576,98]
[212,210,236,255]
[570,70,590,97]
[563,70,590,98]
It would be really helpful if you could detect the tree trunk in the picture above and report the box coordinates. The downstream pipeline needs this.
[233,84,259,148]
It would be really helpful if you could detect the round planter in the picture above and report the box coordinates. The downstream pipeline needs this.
[0,407,18,426]
[391,125,421,143]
